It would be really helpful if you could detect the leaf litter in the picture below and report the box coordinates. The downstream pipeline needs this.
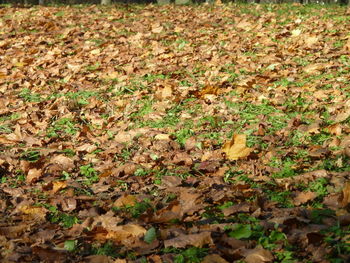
[0,3,350,263]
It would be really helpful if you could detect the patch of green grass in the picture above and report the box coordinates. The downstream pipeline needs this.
[129,97,153,120]
[47,118,79,138]
[62,148,76,157]
[85,62,100,72]
[162,247,208,263]
[322,225,350,262]
[143,73,168,82]
[92,241,118,257]
[19,88,43,102]
[266,189,294,208]
[87,38,105,47]
[333,40,345,48]
[113,199,152,218]
[307,178,329,197]
[0,125,12,134]
[45,204,79,228]
[0,113,20,123]
[65,90,99,106]
[80,164,99,184]
[64,240,78,252]
[173,128,194,147]
[20,150,41,162]
[54,11,65,17]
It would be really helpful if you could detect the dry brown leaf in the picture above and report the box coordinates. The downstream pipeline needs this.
[150,201,182,223]
[84,255,115,263]
[326,123,342,135]
[6,124,22,142]
[0,224,29,238]
[50,155,75,171]
[154,133,170,140]
[164,231,213,248]
[26,168,42,184]
[104,224,147,242]
[222,134,252,160]
[293,191,317,206]
[331,108,350,123]
[243,247,274,263]
[92,211,122,232]
[201,254,229,263]
[340,181,350,207]
[198,85,220,98]
[76,143,98,153]
[304,34,318,47]
[303,63,323,75]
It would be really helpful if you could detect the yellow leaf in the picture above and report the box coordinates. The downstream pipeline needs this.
[19,205,47,221]
[222,134,252,161]
[52,181,67,194]
[90,49,100,55]
[14,62,26,68]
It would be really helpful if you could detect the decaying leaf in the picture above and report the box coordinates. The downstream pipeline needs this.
[95,224,147,243]
[243,247,274,263]
[26,168,42,184]
[293,191,317,206]
[164,231,213,248]
[222,134,253,160]
[19,205,47,221]
[340,181,350,207]
[201,254,229,263]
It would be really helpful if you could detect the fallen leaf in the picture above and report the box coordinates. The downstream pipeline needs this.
[26,168,42,184]
[50,155,75,171]
[84,255,115,263]
[76,143,98,153]
[19,205,47,221]
[52,181,67,194]
[201,254,229,263]
[164,231,213,248]
[243,247,274,263]
[113,194,137,207]
[222,134,253,160]
[293,191,317,206]
[340,181,350,207]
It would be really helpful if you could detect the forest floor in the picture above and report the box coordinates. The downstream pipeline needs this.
[0,3,350,263]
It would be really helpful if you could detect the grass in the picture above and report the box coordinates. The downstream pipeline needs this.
[1,3,350,263]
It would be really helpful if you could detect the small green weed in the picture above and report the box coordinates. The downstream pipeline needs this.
[45,204,79,228]
[113,199,152,218]
[92,241,118,257]
[162,247,208,263]
[47,118,79,138]
[20,150,40,162]
[19,88,42,102]
[80,164,99,184]
[173,128,194,147]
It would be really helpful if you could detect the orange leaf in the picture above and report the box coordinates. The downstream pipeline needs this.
[113,194,137,207]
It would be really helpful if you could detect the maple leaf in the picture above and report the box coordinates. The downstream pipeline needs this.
[222,134,253,161]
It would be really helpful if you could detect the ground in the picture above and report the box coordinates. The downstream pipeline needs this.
[0,3,350,263]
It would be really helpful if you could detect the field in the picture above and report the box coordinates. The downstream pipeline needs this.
[0,3,350,262]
